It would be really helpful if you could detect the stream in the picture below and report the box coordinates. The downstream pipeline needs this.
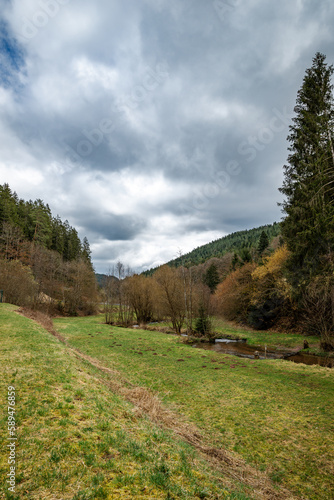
[191,338,334,368]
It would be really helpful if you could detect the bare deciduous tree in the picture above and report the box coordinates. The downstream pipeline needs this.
[154,265,185,334]
[124,274,156,324]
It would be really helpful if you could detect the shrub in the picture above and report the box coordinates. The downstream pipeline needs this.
[194,305,212,336]
[213,263,256,323]
[0,259,38,306]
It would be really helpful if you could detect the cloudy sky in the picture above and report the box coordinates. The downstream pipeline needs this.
[1,0,334,272]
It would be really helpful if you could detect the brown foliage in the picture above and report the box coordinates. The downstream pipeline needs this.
[124,274,157,324]
[0,259,38,306]
[62,259,98,315]
[213,263,256,322]
[154,265,185,333]
[102,262,134,326]
[251,246,291,306]
[0,223,28,261]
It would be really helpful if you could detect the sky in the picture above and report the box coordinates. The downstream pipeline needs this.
[1,0,334,273]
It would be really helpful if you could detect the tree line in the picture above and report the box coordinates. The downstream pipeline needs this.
[102,261,214,336]
[102,230,278,336]
[0,183,90,261]
[0,184,97,315]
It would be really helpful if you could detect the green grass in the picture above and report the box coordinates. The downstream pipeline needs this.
[54,313,334,500]
[0,304,250,499]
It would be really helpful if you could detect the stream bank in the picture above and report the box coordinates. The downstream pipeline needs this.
[189,337,334,367]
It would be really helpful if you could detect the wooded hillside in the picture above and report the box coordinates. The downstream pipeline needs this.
[0,184,97,315]
[143,222,280,275]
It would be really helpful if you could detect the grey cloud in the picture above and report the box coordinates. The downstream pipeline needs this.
[1,0,334,272]
[73,212,148,242]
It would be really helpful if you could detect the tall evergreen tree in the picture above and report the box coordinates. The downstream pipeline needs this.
[258,230,269,254]
[279,52,334,283]
[203,263,220,293]
[0,184,18,226]
[82,236,93,267]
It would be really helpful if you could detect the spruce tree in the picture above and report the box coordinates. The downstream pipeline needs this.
[82,237,93,267]
[258,231,269,254]
[279,52,334,283]
[203,263,220,293]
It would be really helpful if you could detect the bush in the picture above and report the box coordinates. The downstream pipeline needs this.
[213,263,255,323]
[0,259,38,306]
[247,297,284,330]
[194,305,212,336]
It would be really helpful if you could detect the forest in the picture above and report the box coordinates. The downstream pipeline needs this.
[0,183,97,314]
[144,222,281,272]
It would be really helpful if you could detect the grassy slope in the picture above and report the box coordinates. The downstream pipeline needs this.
[54,314,334,500]
[0,304,250,500]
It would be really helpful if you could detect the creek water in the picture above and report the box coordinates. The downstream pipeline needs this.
[192,339,333,368]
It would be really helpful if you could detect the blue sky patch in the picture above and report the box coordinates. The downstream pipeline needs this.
[0,20,25,89]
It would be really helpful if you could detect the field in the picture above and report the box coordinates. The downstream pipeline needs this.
[0,303,253,500]
[1,305,334,499]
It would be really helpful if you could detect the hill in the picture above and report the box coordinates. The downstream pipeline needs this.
[95,273,108,288]
[144,222,281,274]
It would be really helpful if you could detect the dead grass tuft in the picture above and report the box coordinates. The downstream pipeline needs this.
[17,307,54,331]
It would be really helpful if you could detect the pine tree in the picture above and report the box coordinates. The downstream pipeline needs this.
[0,184,18,226]
[258,231,269,254]
[279,52,334,283]
[203,263,220,293]
[82,237,93,266]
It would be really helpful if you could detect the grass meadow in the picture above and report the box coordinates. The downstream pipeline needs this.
[1,304,333,499]
[54,314,334,500]
[0,304,250,499]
